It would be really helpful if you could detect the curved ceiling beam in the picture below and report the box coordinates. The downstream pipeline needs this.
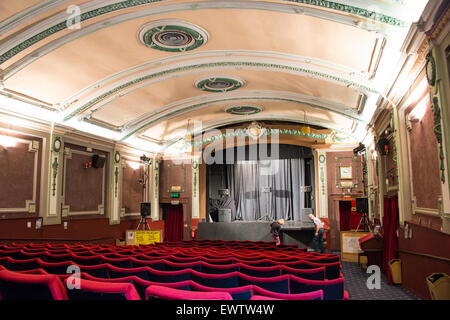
[0,0,72,37]
[59,49,374,108]
[60,57,379,122]
[117,92,364,141]
[0,0,405,67]
[116,89,363,130]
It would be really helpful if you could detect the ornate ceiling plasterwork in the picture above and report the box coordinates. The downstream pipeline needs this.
[0,0,430,153]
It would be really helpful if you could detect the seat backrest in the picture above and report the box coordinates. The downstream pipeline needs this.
[107,265,150,281]
[164,260,202,272]
[99,255,132,268]
[70,254,102,266]
[238,264,281,278]
[280,266,326,280]
[146,285,232,300]
[190,270,239,288]
[78,263,110,279]
[64,278,140,300]
[200,261,240,274]
[39,260,77,275]
[0,269,68,300]
[289,275,345,300]
[130,257,166,270]
[238,273,289,294]
[147,267,192,283]
[189,281,254,300]
[4,257,43,271]
[253,286,323,300]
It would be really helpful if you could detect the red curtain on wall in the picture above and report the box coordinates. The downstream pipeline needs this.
[382,196,399,285]
[164,205,184,242]
[339,201,352,231]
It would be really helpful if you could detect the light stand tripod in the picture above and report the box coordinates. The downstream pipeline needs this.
[356,212,370,232]
[136,214,150,230]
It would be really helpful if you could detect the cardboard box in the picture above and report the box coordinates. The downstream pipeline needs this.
[340,231,370,262]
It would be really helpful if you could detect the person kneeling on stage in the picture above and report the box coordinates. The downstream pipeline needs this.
[308,214,325,253]
[270,219,284,246]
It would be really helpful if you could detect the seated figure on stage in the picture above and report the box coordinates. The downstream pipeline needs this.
[270,219,285,245]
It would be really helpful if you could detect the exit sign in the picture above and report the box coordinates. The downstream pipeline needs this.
[170,193,180,198]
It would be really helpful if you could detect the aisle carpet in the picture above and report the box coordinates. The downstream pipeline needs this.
[340,260,419,300]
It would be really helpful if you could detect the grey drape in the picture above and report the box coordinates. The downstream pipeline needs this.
[220,159,307,221]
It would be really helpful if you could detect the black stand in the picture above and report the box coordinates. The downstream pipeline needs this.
[136,216,150,231]
[356,212,370,232]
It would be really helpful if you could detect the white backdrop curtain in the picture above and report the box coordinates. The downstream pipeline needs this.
[208,159,309,221]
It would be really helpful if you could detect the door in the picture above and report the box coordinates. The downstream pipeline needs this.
[164,204,184,242]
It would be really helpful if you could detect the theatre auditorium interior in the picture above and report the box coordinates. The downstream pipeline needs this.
[0,0,449,303]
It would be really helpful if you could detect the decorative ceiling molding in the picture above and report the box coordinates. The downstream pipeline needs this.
[58,49,372,108]
[117,91,365,141]
[225,105,262,115]
[194,75,245,93]
[157,114,358,152]
[60,58,378,122]
[0,0,406,66]
[138,19,209,52]
[0,0,72,37]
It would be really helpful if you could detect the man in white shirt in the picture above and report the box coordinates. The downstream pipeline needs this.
[308,214,325,253]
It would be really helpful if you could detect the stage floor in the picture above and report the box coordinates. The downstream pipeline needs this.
[198,220,315,247]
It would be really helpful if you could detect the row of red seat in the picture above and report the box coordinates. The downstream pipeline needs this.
[0,253,341,280]
[0,266,347,300]
[0,255,330,279]
[0,242,339,261]
[0,249,339,265]
[0,241,346,300]
[0,241,313,259]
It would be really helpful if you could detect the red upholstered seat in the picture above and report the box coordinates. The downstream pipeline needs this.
[253,286,323,300]
[145,284,233,300]
[289,274,346,300]
[188,281,254,300]
[358,233,375,246]
[63,278,140,300]
[238,273,290,294]
[280,265,326,280]
[0,269,68,300]
[250,295,282,300]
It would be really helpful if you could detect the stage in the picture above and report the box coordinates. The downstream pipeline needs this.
[197,220,316,248]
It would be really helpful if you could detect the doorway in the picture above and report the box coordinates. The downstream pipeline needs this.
[163,204,184,242]
[339,200,363,231]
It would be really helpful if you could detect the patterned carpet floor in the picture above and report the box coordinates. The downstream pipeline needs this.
[340,260,419,300]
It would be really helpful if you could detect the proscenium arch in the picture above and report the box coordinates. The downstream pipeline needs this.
[151,115,359,154]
